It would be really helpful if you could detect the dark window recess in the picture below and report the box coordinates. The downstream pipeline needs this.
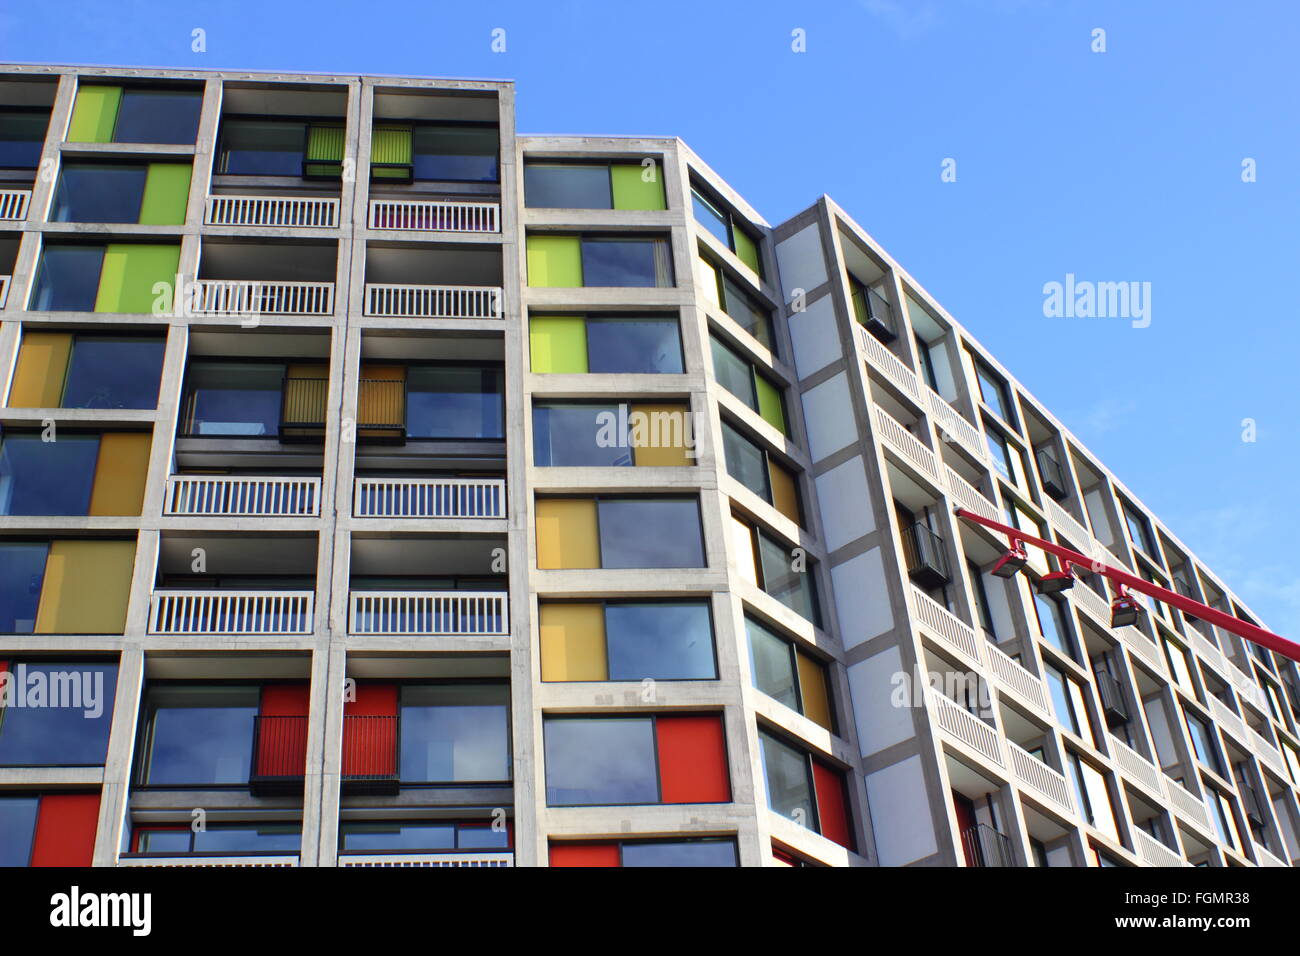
[850,279,895,343]
[903,521,951,589]
[961,823,1014,867]
[114,90,202,145]
[1094,670,1130,727]
[0,111,48,169]
[1036,447,1069,500]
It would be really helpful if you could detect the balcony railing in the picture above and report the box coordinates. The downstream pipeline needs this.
[364,283,503,319]
[205,194,339,228]
[339,852,513,867]
[986,642,1049,716]
[189,279,335,316]
[1247,726,1288,779]
[1007,740,1074,815]
[368,199,500,233]
[164,475,322,517]
[1110,737,1164,797]
[961,823,1015,867]
[119,855,299,867]
[1207,695,1247,745]
[944,466,1000,524]
[342,714,399,794]
[0,188,31,221]
[149,590,314,635]
[1124,629,1167,677]
[859,326,921,403]
[1166,778,1214,833]
[926,388,988,464]
[1254,844,1290,867]
[1045,497,1092,552]
[1070,579,1113,628]
[250,714,308,795]
[911,586,983,666]
[1134,828,1189,867]
[0,274,10,309]
[873,405,939,482]
[903,521,950,589]
[349,591,509,637]
[929,689,1003,766]
[354,477,506,519]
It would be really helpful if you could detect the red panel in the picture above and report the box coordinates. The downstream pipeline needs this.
[343,684,398,777]
[812,761,854,851]
[130,824,187,854]
[30,793,100,866]
[548,843,620,867]
[655,716,731,804]
[952,791,978,866]
[260,683,310,715]
[256,684,309,778]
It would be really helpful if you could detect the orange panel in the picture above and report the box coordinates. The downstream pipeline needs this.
[30,793,100,866]
[655,716,731,804]
[549,843,620,867]
[812,761,854,851]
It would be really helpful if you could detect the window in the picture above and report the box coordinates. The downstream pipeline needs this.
[1122,502,1156,557]
[340,821,508,853]
[399,684,510,784]
[1067,753,1120,843]
[974,360,1014,425]
[140,686,259,786]
[60,336,166,409]
[0,110,47,168]
[525,160,664,209]
[532,401,692,467]
[690,187,762,274]
[849,275,896,341]
[0,662,117,766]
[1044,664,1094,745]
[0,795,39,866]
[527,235,673,288]
[1164,637,1195,693]
[757,729,854,849]
[746,617,834,730]
[1033,591,1076,659]
[697,256,775,349]
[544,714,730,807]
[29,242,180,314]
[721,420,801,524]
[985,426,1026,488]
[968,561,996,638]
[539,600,717,682]
[914,333,939,390]
[0,543,48,633]
[0,792,99,866]
[68,85,201,145]
[413,125,499,182]
[135,824,301,856]
[406,365,504,440]
[710,335,787,433]
[529,314,684,374]
[0,433,100,515]
[535,496,706,570]
[29,245,105,312]
[731,515,822,625]
[1209,788,1244,853]
[1184,710,1223,775]
[50,164,145,223]
[550,838,737,867]
[182,362,285,437]
[218,120,308,176]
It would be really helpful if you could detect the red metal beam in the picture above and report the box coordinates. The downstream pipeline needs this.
[953,507,1299,664]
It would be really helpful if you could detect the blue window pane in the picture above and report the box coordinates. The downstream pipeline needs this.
[621,839,738,867]
[720,275,772,349]
[114,90,202,145]
[691,191,730,245]
[50,165,146,223]
[218,121,306,176]
[341,823,456,852]
[399,685,510,783]
[0,434,100,516]
[544,717,657,806]
[597,498,704,569]
[747,618,799,709]
[1034,593,1071,656]
[143,687,258,785]
[184,363,284,436]
[30,246,105,312]
[62,337,166,409]
[524,164,610,209]
[137,829,190,853]
[1044,666,1079,736]
[0,796,39,866]
[191,826,300,853]
[710,336,756,408]
[413,126,498,182]
[721,421,769,499]
[456,825,509,849]
[407,366,504,439]
[0,663,118,766]
[586,318,683,374]
[0,543,47,633]
[581,239,668,287]
[0,112,47,169]
[759,731,814,827]
[533,404,630,467]
[757,533,819,624]
[605,603,716,680]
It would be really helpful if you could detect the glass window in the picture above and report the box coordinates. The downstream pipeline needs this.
[114,90,202,145]
[218,120,306,176]
[759,730,814,827]
[1045,665,1081,737]
[757,532,819,624]
[0,111,47,168]
[533,403,630,467]
[524,164,611,208]
[544,717,658,806]
[721,420,770,500]
[340,821,508,851]
[1185,711,1222,774]
[0,434,100,516]
[597,498,704,568]
[691,190,731,245]
[183,362,284,436]
[1034,591,1074,658]
[407,365,504,440]
[0,543,47,633]
[0,663,117,766]
[747,618,799,710]
[711,336,757,408]
[586,317,683,374]
[976,362,1013,424]
[0,796,39,866]
[50,164,147,223]
[413,125,498,182]
[1123,504,1155,555]
[400,684,510,784]
[604,602,716,681]
[621,839,738,867]
[30,246,105,312]
[135,829,190,853]
[581,237,671,287]
[141,686,259,786]
[62,336,166,409]
[720,274,773,349]
[968,561,996,638]
[191,825,300,854]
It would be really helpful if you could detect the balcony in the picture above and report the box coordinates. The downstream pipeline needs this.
[348,591,509,637]
[0,188,31,221]
[148,590,314,636]
[873,405,939,482]
[911,586,983,666]
[928,688,1004,767]
[189,279,335,316]
[364,283,503,319]
[853,282,897,343]
[1110,737,1165,797]
[1134,828,1189,867]
[1045,498,1093,554]
[354,477,505,519]
[368,199,500,233]
[859,326,921,403]
[1247,725,1288,779]
[903,521,951,589]
[338,852,513,867]
[1166,778,1214,834]
[986,642,1050,716]
[1007,740,1074,816]
[961,823,1015,867]
[1070,579,1113,628]
[164,475,322,517]
[944,465,1000,524]
[1035,447,1069,501]
[1095,670,1130,727]
[205,194,339,228]
[249,714,308,795]
[925,388,988,464]
[119,855,299,867]
[1207,695,1247,745]
[341,714,400,795]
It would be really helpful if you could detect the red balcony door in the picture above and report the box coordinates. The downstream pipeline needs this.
[255,684,310,779]
[952,791,979,866]
[343,683,398,777]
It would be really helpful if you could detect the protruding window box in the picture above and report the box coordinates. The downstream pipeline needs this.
[1035,447,1069,501]
[1094,670,1130,727]
[904,521,951,589]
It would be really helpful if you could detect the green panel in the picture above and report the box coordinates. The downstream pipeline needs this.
[67,86,121,143]
[94,244,180,314]
[732,227,762,275]
[138,164,191,224]
[371,125,412,163]
[529,316,588,373]
[611,163,666,211]
[754,373,787,434]
[304,124,344,178]
[526,235,583,287]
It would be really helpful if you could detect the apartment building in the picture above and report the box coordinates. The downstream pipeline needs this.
[0,63,1294,869]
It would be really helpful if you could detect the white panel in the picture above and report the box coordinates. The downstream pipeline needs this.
[831,547,893,649]
[800,372,857,462]
[1084,488,1114,545]
[775,223,828,304]
[984,571,1016,640]
[848,647,915,757]
[1045,844,1072,867]
[865,755,938,865]
[787,293,841,380]
[814,455,875,553]
[929,341,958,401]
[1144,698,1175,768]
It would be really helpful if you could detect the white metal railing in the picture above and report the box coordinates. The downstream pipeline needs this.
[1226,661,1270,714]
[1248,726,1288,778]
[364,283,503,319]
[858,325,921,402]
[149,590,313,635]
[873,405,939,482]
[0,274,9,309]
[1045,497,1093,552]
[1134,829,1189,867]
[986,642,1049,715]
[926,387,987,463]
[929,689,1004,766]
[1208,695,1248,745]
[1166,778,1213,831]
[118,856,299,867]
[0,188,31,221]
[1189,627,1229,678]
[354,477,505,519]
[1254,844,1290,867]
[349,591,509,637]
[1111,737,1165,796]
[339,852,513,867]
[205,194,339,228]
[368,199,500,233]
[189,279,335,316]
[911,587,983,665]
[1071,581,1113,628]
[944,466,1000,524]
[1007,740,1074,814]
[1123,628,1167,676]
[165,475,321,517]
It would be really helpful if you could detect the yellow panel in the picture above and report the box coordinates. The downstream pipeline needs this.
[357,364,404,430]
[539,603,607,681]
[630,403,691,467]
[35,539,135,634]
[729,516,758,586]
[768,460,800,524]
[8,332,72,408]
[536,498,599,569]
[796,651,833,731]
[695,256,721,308]
[1015,505,1050,576]
[88,432,152,516]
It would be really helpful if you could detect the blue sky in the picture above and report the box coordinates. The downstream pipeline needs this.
[4,0,1296,634]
